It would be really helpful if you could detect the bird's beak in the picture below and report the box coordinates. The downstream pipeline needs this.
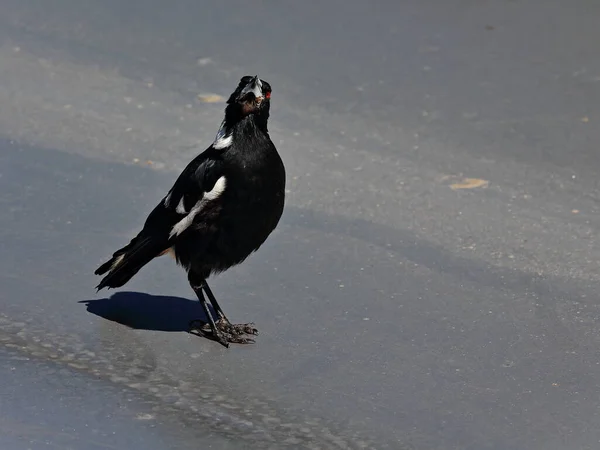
[240,75,263,100]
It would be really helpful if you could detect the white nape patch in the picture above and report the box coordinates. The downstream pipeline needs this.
[110,254,125,271]
[213,134,232,149]
[169,176,227,238]
[212,120,233,150]
[175,197,187,214]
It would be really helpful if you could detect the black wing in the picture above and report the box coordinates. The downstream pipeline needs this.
[95,148,224,290]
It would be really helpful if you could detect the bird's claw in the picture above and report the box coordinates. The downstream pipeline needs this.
[220,320,259,336]
[189,318,257,347]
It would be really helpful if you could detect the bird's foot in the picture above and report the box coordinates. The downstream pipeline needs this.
[189,318,258,347]
[216,318,259,337]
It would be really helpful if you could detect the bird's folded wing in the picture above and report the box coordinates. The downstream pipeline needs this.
[143,154,226,240]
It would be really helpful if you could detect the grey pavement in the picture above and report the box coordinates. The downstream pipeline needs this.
[1,1,600,449]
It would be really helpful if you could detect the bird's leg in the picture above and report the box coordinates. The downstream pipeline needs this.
[189,283,230,348]
[188,277,257,346]
[201,281,227,319]
[202,281,259,337]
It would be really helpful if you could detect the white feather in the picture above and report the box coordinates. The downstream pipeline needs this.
[175,197,187,214]
[169,176,227,238]
[213,134,232,149]
[212,120,233,149]
[110,254,125,271]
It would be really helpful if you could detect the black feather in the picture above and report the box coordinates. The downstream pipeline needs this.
[95,235,168,290]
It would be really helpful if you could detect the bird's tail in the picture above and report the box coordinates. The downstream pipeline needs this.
[94,234,167,291]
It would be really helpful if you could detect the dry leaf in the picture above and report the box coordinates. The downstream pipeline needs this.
[198,94,225,103]
[450,178,489,190]
[581,116,589,123]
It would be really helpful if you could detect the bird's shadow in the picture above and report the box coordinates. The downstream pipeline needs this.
[79,291,208,332]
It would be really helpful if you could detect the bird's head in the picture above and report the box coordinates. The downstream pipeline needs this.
[225,75,272,127]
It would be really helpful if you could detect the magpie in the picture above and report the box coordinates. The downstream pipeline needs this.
[95,75,286,348]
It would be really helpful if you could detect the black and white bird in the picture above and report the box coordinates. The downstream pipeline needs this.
[94,75,286,348]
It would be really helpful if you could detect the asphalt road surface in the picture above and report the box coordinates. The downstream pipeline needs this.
[1,1,600,449]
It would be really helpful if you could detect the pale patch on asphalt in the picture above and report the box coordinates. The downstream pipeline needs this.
[450,178,490,190]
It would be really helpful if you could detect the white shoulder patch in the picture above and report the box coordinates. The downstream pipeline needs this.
[205,176,227,200]
[213,134,232,149]
[169,176,227,238]
[212,120,233,149]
